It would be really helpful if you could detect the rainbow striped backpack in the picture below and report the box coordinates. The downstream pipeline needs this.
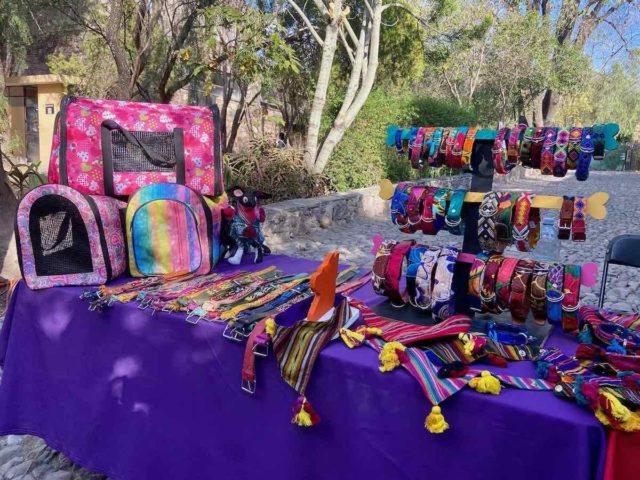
[125,183,221,277]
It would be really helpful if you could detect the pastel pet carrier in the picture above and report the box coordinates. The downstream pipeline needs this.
[15,184,127,290]
[48,96,224,197]
[126,183,222,277]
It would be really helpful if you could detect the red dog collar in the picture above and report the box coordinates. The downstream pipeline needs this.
[510,260,534,325]
[372,240,415,307]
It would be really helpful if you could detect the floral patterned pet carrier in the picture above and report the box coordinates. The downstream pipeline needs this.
[48,96,224,197]
[125,183,222,277]
[15,184,127,290]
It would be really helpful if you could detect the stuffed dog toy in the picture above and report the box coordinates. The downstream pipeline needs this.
[222,186,271,264]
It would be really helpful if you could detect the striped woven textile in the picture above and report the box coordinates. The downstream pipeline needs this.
[350,300,471,345]
[579,305,640,331]
[601,386,640,406]
[367,338,473,405]
[538,347,590,376]
[485,338,540,361]
[272,297,350,395]
[493,374,554,390]
[424,339,477,365]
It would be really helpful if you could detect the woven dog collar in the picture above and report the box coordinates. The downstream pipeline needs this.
[567,127,582,170]
[461,127,477,168]
[510,259,535,325]
[562,264,582,333]
[433,188,450,232]
[410,127,428,169]
[546,263,565,326]
[553,128,570,177]
[407,245,441,310]
[428,128,444,165]
[507,124,525,165]
[436,127,451,166]
[495,191,515,243]
[372,240,415,307]
[390,183,412,233]
[449,127,468,168]
[431,246,459,321]
[478,191,506,253]
[519,127,535,167]
[395,128,404,154]
[420,187,439,235]
[530,262,549,325]
[512,192,540,252]
[571,196,587,242]
[405,185,426,230]
[493,127,510,174]
[445,188,466,235]
[558,196,574,240]
[540,127,558,175]
[445,127,459,167]
[530,127,546,168]
[481,254,504,314]
[496,257,519,311]
[468,252,489,312]
[576,127,594,181]
[421,127,437,166]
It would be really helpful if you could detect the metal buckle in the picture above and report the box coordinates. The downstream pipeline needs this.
[222,325,244,342]
[241,379,256,394]
[252,342,269,357]
[562,302,580,312]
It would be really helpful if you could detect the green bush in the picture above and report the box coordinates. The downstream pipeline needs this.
[325,88,478,191]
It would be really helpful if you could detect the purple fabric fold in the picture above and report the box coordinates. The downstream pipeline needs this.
[0,254,605,480]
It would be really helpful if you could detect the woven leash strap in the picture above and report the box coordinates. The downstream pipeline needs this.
[530,127,546,169]
[546,263,565,326]
[493,127,510,174]
[519,127,535,167]
[481,254,504,314]
[449,127,468,168]
[571,196,587,242]
[567,127,582,170]
[431,246,459,321]
[461,127,477,168]
[407,245,441,310]
[510,260,535,325]
[478,191,506,253]
[445,188,466,235]
[530,262,549,325]
[507,124,526,165]
[561,264,581,333]
[468,252,489,312]
[540,127,558,175]
[553,128,570,177]
[576,127,594,181]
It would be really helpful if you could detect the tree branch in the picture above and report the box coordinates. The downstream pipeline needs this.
[287,0,324,45]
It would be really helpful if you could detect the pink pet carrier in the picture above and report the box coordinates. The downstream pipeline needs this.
[15,184,127,290]
[48,96,224,197]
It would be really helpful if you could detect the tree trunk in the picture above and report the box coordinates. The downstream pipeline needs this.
[0,150,19,280]
[532,92,545,127]
[303,0,342,171]
[542,89,561,126]
[312,0,383,174]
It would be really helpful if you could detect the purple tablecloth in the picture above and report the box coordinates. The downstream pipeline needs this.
[0,255,605,480]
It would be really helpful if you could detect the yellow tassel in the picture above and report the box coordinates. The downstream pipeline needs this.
[358,326,383,337]
[459,333,477,356]
[265,318,276,337]
[339,328,365,348]
[292,408,313,427]
[469,370,502,395]
[601,391,631,422]
[378,341,406,372]
[425,406,449,434]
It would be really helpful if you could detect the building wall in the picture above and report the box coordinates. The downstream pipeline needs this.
[36,84,65,172]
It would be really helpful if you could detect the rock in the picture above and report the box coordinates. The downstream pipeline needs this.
[0,446,22,467]
[6,435,22,446]
[4,459,30,479]
[319,216,332,229]
[43,471,73,480]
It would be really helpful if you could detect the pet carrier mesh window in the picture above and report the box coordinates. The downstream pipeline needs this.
[110,130,180,172]
[28,195,93,276]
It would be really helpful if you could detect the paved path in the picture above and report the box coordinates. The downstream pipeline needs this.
[0,171,638,479]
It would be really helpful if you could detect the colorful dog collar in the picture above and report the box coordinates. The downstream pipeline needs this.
[410,127,427,169]
[510,260,534,325]
[519,127,535,167]
[461,127,477,168]
[481,254,504,314]
[449,127,468,168]
[576,127,594,181]
[562,264,582,333]
[540,127,558,175]
[567,127,582,170]
[431,246,459,320]
[507,124,525,165]
[496,257,519,311]
[512,192,540,252]
[478,191,507,253]
[495,191,515,244]
[546,263,565,326]
[407,245,441,310]
[571,196,587,242]
[372,240,415,306]
[530,262,549,325]
[493,127,510,174]
[468,252,489,312]
[558,196,574,240]
[445,188,466,235]
[553,128,570,177]
[428,128,444,165]
[530,127,546,169]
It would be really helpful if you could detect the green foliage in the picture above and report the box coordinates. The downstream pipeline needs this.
[325,88,477,191]
[2,153,46,198]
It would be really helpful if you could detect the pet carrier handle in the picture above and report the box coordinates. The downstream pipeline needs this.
[101,120,177,169]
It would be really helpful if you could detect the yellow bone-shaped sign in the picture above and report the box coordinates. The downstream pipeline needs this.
[378,180,608,219]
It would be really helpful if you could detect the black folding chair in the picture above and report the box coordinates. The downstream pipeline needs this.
[598,234,640,308]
